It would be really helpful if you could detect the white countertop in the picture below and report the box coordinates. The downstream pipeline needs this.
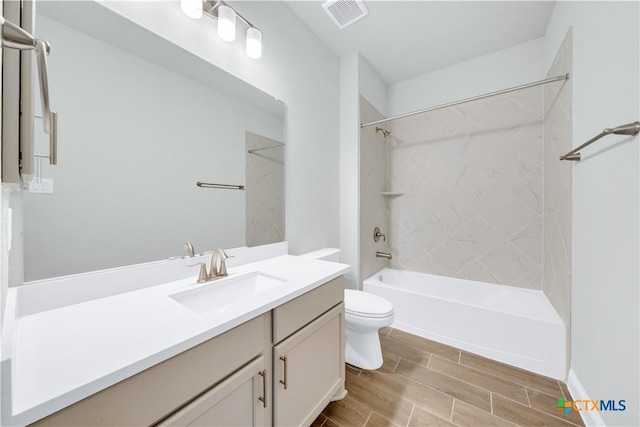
[1,253,349,426]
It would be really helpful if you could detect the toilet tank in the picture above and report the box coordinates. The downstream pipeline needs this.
[299,248,340,262]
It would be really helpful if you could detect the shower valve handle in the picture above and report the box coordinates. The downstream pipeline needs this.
[374,227,386,242]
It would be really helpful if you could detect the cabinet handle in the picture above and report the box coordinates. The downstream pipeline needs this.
[258,370,267,408]
[279,356,288,390]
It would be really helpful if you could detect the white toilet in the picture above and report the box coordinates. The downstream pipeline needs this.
[300,248,395,370]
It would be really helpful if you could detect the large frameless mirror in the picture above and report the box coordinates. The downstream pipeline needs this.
[20,1,285,281]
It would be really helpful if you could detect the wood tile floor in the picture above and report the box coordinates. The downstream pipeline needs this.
[312,328,585,427]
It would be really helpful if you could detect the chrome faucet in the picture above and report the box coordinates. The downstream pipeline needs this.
[209,249,230,278]
[189,249,232,283]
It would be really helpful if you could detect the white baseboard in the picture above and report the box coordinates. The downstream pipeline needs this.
[567,369,606,427]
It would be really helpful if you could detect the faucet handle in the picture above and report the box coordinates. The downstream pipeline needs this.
[188,262,209,283]
[373,227,386,242]
[217,250,230,276]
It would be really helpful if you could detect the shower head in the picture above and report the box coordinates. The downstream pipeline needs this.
[375,127,391,138]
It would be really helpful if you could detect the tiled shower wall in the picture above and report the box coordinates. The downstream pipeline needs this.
[387,87,545,288]
[359,36,572,300]
[360,97,389,282]
[543,30,573,325]
[246,131,285,247]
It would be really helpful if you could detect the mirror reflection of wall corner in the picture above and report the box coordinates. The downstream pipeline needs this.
[245,132,285,247]
[21,1,285,282]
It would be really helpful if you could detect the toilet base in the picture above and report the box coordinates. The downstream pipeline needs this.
[345,328,384,370]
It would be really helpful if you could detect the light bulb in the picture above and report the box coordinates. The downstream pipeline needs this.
[217,5,236,42]
[246,27,262,59]
[181,0,202,19]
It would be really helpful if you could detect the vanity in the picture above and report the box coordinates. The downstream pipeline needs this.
[1,244,349,426]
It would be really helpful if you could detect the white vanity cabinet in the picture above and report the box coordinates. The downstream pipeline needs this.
[29,276,345,427]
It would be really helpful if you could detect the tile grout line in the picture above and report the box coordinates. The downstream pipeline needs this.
[393,357,401,372]
[363,411,373,427]
[457,354,562,398]
[397,360,580,427]
[428,354,529,404]
[558,380,568,399]
[385,328,462,359]
[406,404,415,427]
[450,398,456,422]
[457,351,461,364]
[525,387,531,407]
[401,355,492,396]
[490,392,494,414]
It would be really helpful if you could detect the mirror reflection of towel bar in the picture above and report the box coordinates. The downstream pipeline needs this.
[196,182,245,190]
[248,143,284,154]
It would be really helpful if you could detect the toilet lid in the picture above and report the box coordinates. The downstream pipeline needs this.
[344,290,394,318]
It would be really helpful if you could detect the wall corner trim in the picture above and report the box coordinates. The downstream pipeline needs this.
[567,369,607,427]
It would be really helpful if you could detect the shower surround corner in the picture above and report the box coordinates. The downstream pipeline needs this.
[542,29,573,329]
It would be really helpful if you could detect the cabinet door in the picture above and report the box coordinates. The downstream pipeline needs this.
[158,356,268,427]
[273,303,344,427]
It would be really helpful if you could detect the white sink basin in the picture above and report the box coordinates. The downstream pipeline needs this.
[169,271,288,313]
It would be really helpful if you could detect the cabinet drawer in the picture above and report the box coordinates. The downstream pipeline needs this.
[157,356,267,427]
[273,276,343,343]
[32,314,266,426]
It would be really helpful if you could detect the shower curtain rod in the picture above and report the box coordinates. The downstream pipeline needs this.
[360,73,570,128]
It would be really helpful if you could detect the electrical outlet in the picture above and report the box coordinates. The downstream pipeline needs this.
[28,178,54,194]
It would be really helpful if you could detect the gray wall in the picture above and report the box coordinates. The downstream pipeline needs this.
[544,2,639,425]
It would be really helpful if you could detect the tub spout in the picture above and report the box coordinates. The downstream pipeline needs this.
[376,251,392,260]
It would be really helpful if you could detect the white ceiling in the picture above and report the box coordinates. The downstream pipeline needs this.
[286,1,556,84]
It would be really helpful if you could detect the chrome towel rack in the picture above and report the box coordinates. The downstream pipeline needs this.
[560,121,640,161]
[196,181,245,190]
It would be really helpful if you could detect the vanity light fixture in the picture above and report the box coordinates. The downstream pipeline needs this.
[245,27,262,59]
[181,0,262,59]
[217,4,236,42]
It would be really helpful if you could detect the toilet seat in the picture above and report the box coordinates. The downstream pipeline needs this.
[345,289,394,318]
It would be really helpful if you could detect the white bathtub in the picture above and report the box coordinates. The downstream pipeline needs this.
[364,268,566,380]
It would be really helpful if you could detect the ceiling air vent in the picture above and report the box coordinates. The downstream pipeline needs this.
[322,0,370,30]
